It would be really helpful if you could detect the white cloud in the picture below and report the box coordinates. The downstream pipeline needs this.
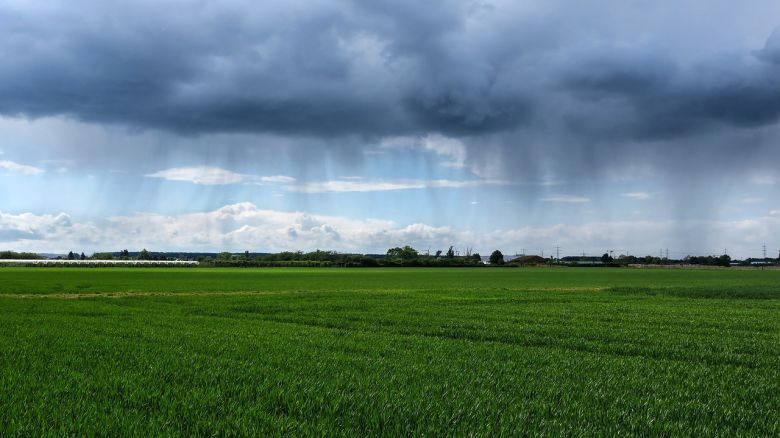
[420,134,466,169]
[740,197,764,204]
[622,192,654,200]
[0,203,454,253]
[750,174,776,185]
[540,195,591,203]
[144,167,498,192]
[0,211,74,241]
[260,175,296,184]
[288,179,507,193]
[0,160,44,175]
[145,166,246,185]
[380,134,466,169]
[145,166,295,186]
[1,204,779,258]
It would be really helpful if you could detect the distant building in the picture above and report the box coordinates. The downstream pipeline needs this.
[559,256,604,265]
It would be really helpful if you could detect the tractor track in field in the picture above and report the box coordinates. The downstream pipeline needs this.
[0,291,282,299]
[0,287,607,299]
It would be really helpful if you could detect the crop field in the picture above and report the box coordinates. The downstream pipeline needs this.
[1,267,779,435]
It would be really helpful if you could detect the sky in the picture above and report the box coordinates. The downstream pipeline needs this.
[1,0,780,258]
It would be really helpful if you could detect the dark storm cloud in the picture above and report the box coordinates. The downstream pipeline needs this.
[558,43,780,141]
[756,28,780,64]
[0,0,531,136]
[2,0,780,168]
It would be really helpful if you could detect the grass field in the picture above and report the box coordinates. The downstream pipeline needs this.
[1,267,779,435]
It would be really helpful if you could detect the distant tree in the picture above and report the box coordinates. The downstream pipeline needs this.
[217,252,234,261]
[601,253,614,264]
[80,252,86,260]
[472,253,481,262]
[0,251,42,260]
[386,246,419,262]
[446,246,455,258]
[489,250,504,265]
[138,249,151,260]
[360,256,379,267]
[435,250,442,257]
[67,251,75,260]
[617,255,637,265]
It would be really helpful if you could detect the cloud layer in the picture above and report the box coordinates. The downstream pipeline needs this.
[144,165,505,192]
[1,203,778,258]
[145,166,248,185]
[1,0,779,186]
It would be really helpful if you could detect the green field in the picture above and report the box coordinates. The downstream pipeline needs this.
[1,267,779,435]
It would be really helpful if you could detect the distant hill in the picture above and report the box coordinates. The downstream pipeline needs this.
[38,253,65,260]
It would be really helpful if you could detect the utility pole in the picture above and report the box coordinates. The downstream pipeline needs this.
[555,246,560,260]
[520,248,525,256]
[665,248,669,260]
[763,243,767,259]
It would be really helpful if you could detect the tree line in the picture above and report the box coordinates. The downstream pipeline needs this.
[0,251,43,260]
[1,248,777,268]
[200,247,487,267]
